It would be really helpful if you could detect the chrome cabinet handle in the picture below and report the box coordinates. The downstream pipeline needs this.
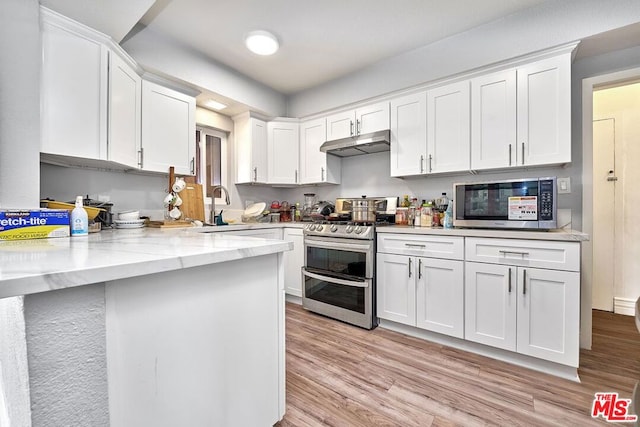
[508,144,512,166]
[508,267,512,293]
[418,258,422,279]
[523,269,527,295]
[499,250,530,256]
[521,142,525,165]
[350,120,354,136]
[295,169,298,183]
[321,167,325,181]
[428,154,433,173]
[356,119,361,135]
[138,147,144,168]
[253,167,257,182]
[420,155,424,173]
[190,157,195,175]
[408,257,412,278]
[405,243,426,248]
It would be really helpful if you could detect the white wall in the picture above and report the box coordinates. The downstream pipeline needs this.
[288,0,640,118]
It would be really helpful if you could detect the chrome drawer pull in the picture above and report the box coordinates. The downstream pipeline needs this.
[405,243,427,248]
[499,250,530,256]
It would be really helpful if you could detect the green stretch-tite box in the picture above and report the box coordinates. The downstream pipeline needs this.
[0,209,70,241]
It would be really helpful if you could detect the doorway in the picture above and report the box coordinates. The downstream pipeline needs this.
[580,68,640,349]
[592,82,640,313]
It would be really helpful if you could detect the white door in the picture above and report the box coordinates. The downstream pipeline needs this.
[376,253,416,326]
[108,52,141,168]
[415,258,464,338]
[299,118,326,184]
[426,81,470,173]
[592,118,616,311]
[464,262,516,351]
[516,267,580,367]
[283,229,304,297]
[470,69,517,170]
[267,121,299,184]
[516,54,571,166]
[356,102,390,135]
[390,92,427,176]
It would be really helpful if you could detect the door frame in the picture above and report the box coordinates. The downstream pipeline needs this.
[581,66,640,349]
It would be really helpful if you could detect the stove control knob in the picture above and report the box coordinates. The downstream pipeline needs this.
[316,225,323,232]
[330,225,338,232]
[345,225,354,233]
[309,224,316,231]
[354,225,363,234]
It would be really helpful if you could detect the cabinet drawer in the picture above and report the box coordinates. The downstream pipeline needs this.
[465,238,580,271]
[377,234,464,260]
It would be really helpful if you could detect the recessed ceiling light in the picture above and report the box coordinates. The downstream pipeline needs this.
[245,30,279,56]
[205,99,227,110]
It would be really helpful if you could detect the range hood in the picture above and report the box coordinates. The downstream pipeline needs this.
[319,129,390,157]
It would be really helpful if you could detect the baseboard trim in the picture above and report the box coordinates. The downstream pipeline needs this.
[614,297,637,316]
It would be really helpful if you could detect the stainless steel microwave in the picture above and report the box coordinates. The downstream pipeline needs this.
[453,177,557,229]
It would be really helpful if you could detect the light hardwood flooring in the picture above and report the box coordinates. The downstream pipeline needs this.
[277,304,640,426]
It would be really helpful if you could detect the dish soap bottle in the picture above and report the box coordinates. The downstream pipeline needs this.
[443,201,454,229]
[71,196,88,237]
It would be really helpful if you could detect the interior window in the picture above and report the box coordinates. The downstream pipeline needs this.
[195,127,228,205]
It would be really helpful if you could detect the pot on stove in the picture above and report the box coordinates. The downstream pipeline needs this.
[351,196,383,223]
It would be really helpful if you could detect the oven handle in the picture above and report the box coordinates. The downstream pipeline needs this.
[304,238,373,252]
[302,269,369,288]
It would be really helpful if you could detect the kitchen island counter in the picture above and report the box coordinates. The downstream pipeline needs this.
[0,229,290,426]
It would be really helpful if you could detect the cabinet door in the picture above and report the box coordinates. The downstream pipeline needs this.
[390,92,427,177]
[464,262,516,351]
[108,52,141,168]
[356,102,390,135]
[41,20,108,160]
[267,121,299,184]
[470,70,517,170]
[141,80,196,175]
[516,267,580,366]
[426,81,470,173]
[299,118,340,184]
[283,228,304,297]
[326,110,354,140]
[376,253,416,326]
[416,258,464,338]
[252,119,268,182]
[516,54,571,166]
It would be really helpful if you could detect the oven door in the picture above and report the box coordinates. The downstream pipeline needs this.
[304,235,373,279]
[302,269,374,329]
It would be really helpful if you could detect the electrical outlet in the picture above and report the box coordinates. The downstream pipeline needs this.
[557,177,571,194]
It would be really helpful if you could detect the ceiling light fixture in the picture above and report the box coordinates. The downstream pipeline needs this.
[205,99,227,111]
[245,30,279,56]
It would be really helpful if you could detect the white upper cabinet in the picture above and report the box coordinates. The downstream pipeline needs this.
[426,81,470,173]
[267,120,300,184]
[41,13,108,160]
[470,70,517,170]
[517,54,571,166]
[141,80,196,175]
[299,118,340,184]
[326,101,390,140]
[235,114,268,184]
[108,52,141,169]
[471,53,571,170]
[390,92,427,177]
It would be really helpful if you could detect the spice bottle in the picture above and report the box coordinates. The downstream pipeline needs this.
[420,201,433,227]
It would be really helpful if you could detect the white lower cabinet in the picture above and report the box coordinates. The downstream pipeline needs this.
[283,228,304,297]
[377,234,464,338]
[464,238,580,367]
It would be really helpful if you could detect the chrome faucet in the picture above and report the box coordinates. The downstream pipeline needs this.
[210,185,231,225]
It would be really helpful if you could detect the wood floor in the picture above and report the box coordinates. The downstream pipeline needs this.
[277,304,640,426]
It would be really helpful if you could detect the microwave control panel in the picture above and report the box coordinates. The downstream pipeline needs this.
[539,179,555,221]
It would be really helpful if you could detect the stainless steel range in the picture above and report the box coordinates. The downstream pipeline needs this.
[301,197,396,330]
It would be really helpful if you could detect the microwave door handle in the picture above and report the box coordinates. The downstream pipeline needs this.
[303,270,369,288]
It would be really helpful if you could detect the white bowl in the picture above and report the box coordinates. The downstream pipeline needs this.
[118,210,140,221]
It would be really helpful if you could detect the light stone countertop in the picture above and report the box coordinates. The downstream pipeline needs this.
[376,225,589,242]
[0,228,292,299]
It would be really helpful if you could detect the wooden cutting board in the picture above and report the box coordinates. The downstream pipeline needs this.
[179,180,205,222]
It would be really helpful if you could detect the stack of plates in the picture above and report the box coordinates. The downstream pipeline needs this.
[114,219,146,229]
[242,202,267,222]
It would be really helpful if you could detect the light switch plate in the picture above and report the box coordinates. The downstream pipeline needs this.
[557,177,571,194]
